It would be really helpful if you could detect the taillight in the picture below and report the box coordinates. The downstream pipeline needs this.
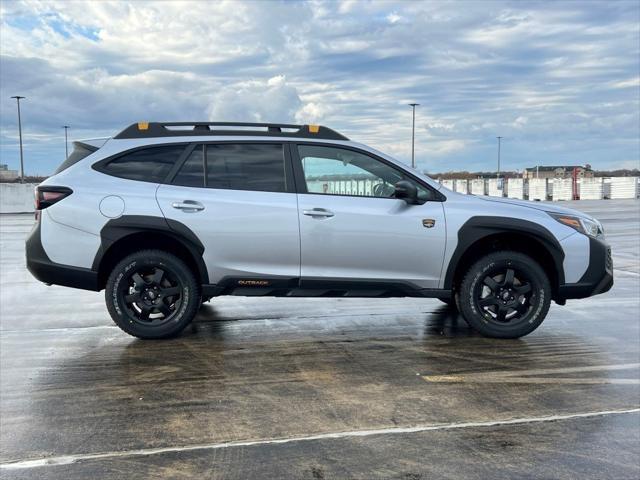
[35,186,73,216]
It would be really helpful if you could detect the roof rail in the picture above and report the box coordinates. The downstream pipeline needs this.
[113,122,349,141]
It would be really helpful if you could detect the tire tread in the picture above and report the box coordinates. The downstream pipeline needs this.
[105,249,201,339]
[458,250,551,339]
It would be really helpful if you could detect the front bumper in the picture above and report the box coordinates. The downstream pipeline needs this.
[556,235,613,300]
[26,218,100,291]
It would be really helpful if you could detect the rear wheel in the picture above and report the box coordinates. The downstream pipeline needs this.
[105,249,200,339]
[459,251,551,338]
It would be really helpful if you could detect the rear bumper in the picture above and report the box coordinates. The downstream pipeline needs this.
[26,218,100,291]
[556,236,613,300]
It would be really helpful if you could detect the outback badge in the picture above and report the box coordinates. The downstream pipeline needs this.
[422,219,436,228]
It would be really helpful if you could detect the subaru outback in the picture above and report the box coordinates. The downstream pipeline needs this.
[26,122,613,339]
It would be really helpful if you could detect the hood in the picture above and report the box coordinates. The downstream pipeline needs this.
[476,196,594,219]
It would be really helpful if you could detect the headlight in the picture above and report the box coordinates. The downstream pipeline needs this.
[549,213,602,238]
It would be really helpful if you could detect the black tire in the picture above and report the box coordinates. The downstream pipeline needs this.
[105,249,201,339]
[458,251,551,339]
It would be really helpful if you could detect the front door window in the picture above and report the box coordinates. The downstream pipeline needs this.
[298,144,432,201]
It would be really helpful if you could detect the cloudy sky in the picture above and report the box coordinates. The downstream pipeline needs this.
[1,0,638,175]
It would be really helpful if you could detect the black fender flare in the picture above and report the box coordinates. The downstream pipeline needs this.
[92,215,209,284]
[443,216,565,290]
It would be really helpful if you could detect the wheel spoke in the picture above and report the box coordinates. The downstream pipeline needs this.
[496,306,509,322]
[161,286,181,297]
[124,293,140,304]
[158,302,172,317]
[479,296,498,307]
[132,273,146,288]
[504,269,515,287]
[483,277,498,291]
[515,302,529,315]
[151,268,165,285]
[514,283,531,294]
[121,263,185,325]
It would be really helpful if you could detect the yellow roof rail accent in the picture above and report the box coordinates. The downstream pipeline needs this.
[308,124,320,133]
[137,122,149,130]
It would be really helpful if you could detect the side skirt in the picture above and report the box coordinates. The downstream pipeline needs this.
[202,277,451,299]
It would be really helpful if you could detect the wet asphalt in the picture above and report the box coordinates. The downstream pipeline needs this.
[0,199,638,479]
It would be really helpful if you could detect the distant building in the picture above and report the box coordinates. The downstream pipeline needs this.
[0,164,19,181]
[523,165,593,180]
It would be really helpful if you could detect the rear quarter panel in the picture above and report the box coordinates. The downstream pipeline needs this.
[38,140,169,268]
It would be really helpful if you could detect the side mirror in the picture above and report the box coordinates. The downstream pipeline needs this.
[394,180,419,204]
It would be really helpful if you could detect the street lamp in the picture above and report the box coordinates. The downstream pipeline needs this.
[63,126,70,159]
[10,96,26,183]
[408,103,419,169]
[496,136,503,180]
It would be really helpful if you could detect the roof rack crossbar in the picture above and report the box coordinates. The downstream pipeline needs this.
[113,122,349,141]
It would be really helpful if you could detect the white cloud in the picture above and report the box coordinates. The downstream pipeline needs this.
[611,77,640,89]
[386,12,402,24]
[1,0,638,174]
[513,116,528,128]
[295,102,332,124]
[207,76,302,123]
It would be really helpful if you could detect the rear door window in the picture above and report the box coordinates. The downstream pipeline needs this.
[206,144,286,192]
[172,145,205,187]
[100,145,186,183]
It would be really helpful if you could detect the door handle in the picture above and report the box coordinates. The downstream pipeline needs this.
[303,208,334,218]
[172,200,205,212]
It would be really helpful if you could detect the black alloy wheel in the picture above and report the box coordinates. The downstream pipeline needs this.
[459,251,551,338]
[121,265,183,325]
[106,250,200,339]
[475,266,533,324]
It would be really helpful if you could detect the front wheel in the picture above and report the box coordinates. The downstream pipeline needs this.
[105,249,201,339]
[458,251,551,338]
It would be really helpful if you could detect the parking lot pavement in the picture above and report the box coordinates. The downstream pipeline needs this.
[1,199,639,479]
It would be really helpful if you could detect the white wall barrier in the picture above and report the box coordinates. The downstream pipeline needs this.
[528,179,547,201]
[609,177,639,199]
[0,183,36,213]
[441,179,454,190]
[439,177,636,200]
[469,179,485,195]
[507,178,524,199]
[486,179,503,197]
[578,178,604,200]
[454,179,468,194]
[552,178,574,201]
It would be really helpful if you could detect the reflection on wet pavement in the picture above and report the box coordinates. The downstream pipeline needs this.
[1,200,639,479]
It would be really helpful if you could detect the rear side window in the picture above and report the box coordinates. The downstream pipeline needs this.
[54,143,96,174]
[100,145,186,183]
[206,144,286,192]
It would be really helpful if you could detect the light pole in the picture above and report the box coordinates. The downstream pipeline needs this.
[408,103,419,169]
[11,96,26,183]
[496,136,503,180]
[63,126,70,159]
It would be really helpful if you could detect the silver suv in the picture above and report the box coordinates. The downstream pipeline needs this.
[26,122,613,339]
